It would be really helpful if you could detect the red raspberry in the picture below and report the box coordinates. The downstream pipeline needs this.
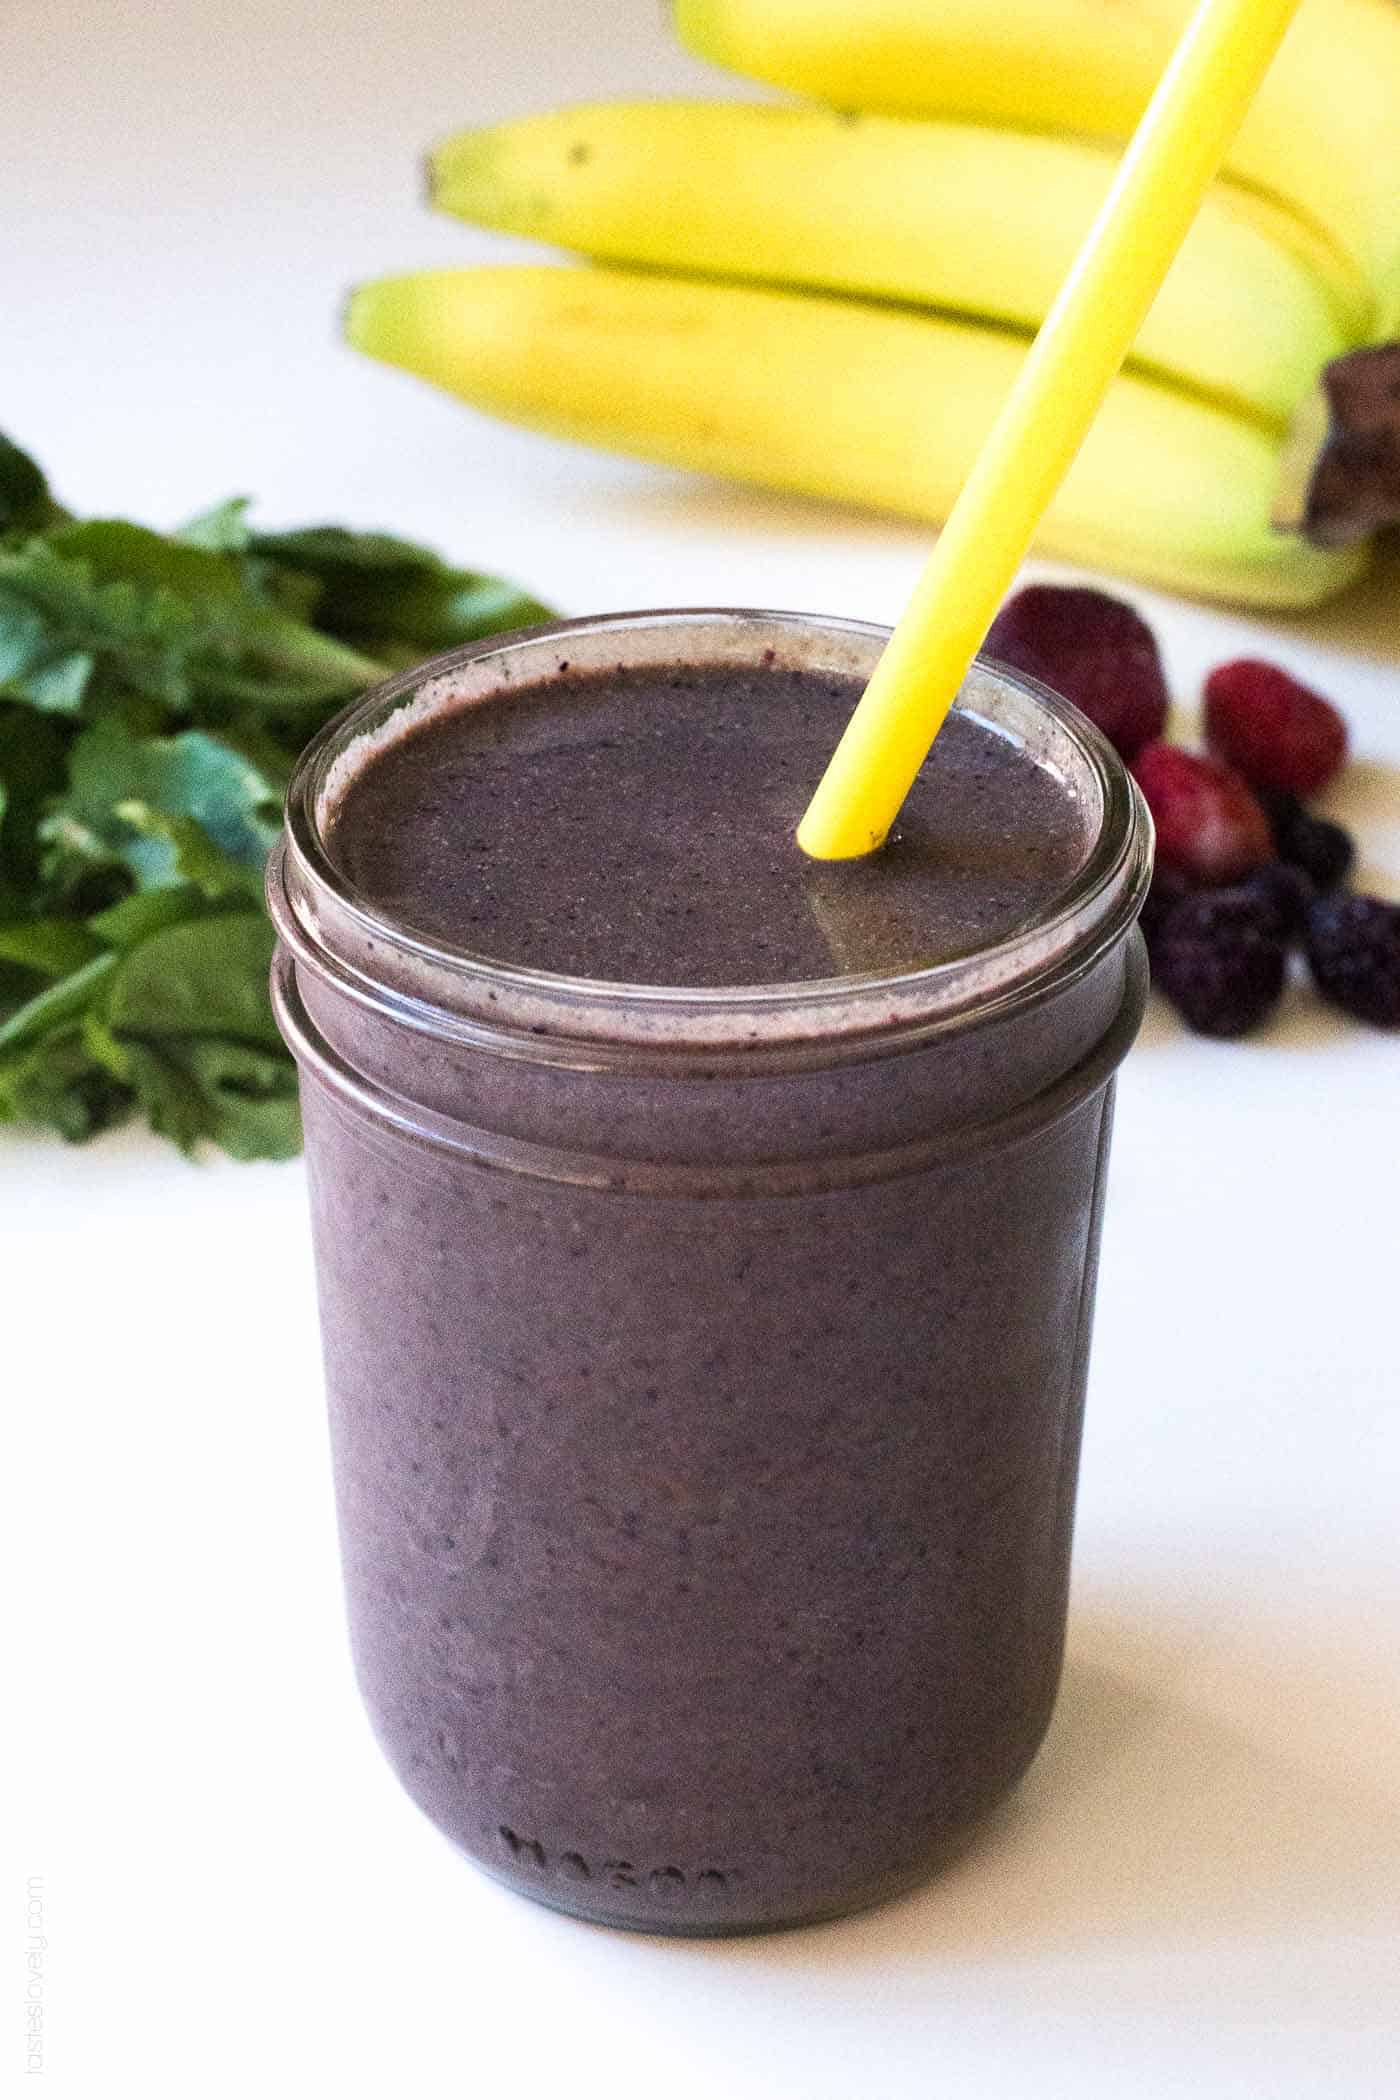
[984,585,1168,759]
[1203,659,1348,797]
[1131,743,1274,884]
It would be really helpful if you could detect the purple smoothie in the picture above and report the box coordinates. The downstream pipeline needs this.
[270,610,1150,1933]
[327,658,1084,984]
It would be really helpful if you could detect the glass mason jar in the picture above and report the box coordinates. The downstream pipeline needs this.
[268,609,1151,1935]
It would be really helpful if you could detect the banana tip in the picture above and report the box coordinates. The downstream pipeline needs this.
[341,283,372,349]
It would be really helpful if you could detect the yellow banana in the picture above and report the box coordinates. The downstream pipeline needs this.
[673,0,1400,330]
[430,100,1365,427]
[346,265,1368,607]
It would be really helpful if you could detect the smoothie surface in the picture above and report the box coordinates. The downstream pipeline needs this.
[328,660,1089,987]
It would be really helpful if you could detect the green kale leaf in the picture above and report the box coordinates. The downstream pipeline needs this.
[0,430,550,1157]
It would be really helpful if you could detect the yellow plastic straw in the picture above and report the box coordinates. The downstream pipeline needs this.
[797,0,1304,859]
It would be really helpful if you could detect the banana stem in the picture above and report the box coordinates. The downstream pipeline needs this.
[1277,341,1400,546]
[797,0,1305,860]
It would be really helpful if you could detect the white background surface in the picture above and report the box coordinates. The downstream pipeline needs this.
[7,2,1399,2094]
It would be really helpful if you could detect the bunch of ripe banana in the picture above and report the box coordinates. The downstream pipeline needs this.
[348,0,1400,608]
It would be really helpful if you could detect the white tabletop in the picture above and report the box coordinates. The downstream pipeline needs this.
[9,3,1399,2094]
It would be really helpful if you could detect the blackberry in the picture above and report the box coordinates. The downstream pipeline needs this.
[1258,789,1356,891]
[1303,894,1400,1027]
[1139,863,1192,951]
[1232,863,1314,939]
[1151,891,1287,1038]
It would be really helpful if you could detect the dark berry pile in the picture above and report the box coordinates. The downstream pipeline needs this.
[987,587,1397,1038]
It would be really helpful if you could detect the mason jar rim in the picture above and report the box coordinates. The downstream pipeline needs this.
[270,608,1152,1057]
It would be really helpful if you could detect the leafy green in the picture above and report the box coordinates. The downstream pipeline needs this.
[82,912,300,1159]
[88,882,228,950]
[0,952,118,1053]
[176,495,255,553]
[0,1026,129,1143]
[104,911,281,1044]
[48,720,281,897]
[0,705,67,912]
[0,918,103,978]
[0,524,384,725]
[0,435,67,536]
[247,523,553,663]
[0,431,550,1157]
